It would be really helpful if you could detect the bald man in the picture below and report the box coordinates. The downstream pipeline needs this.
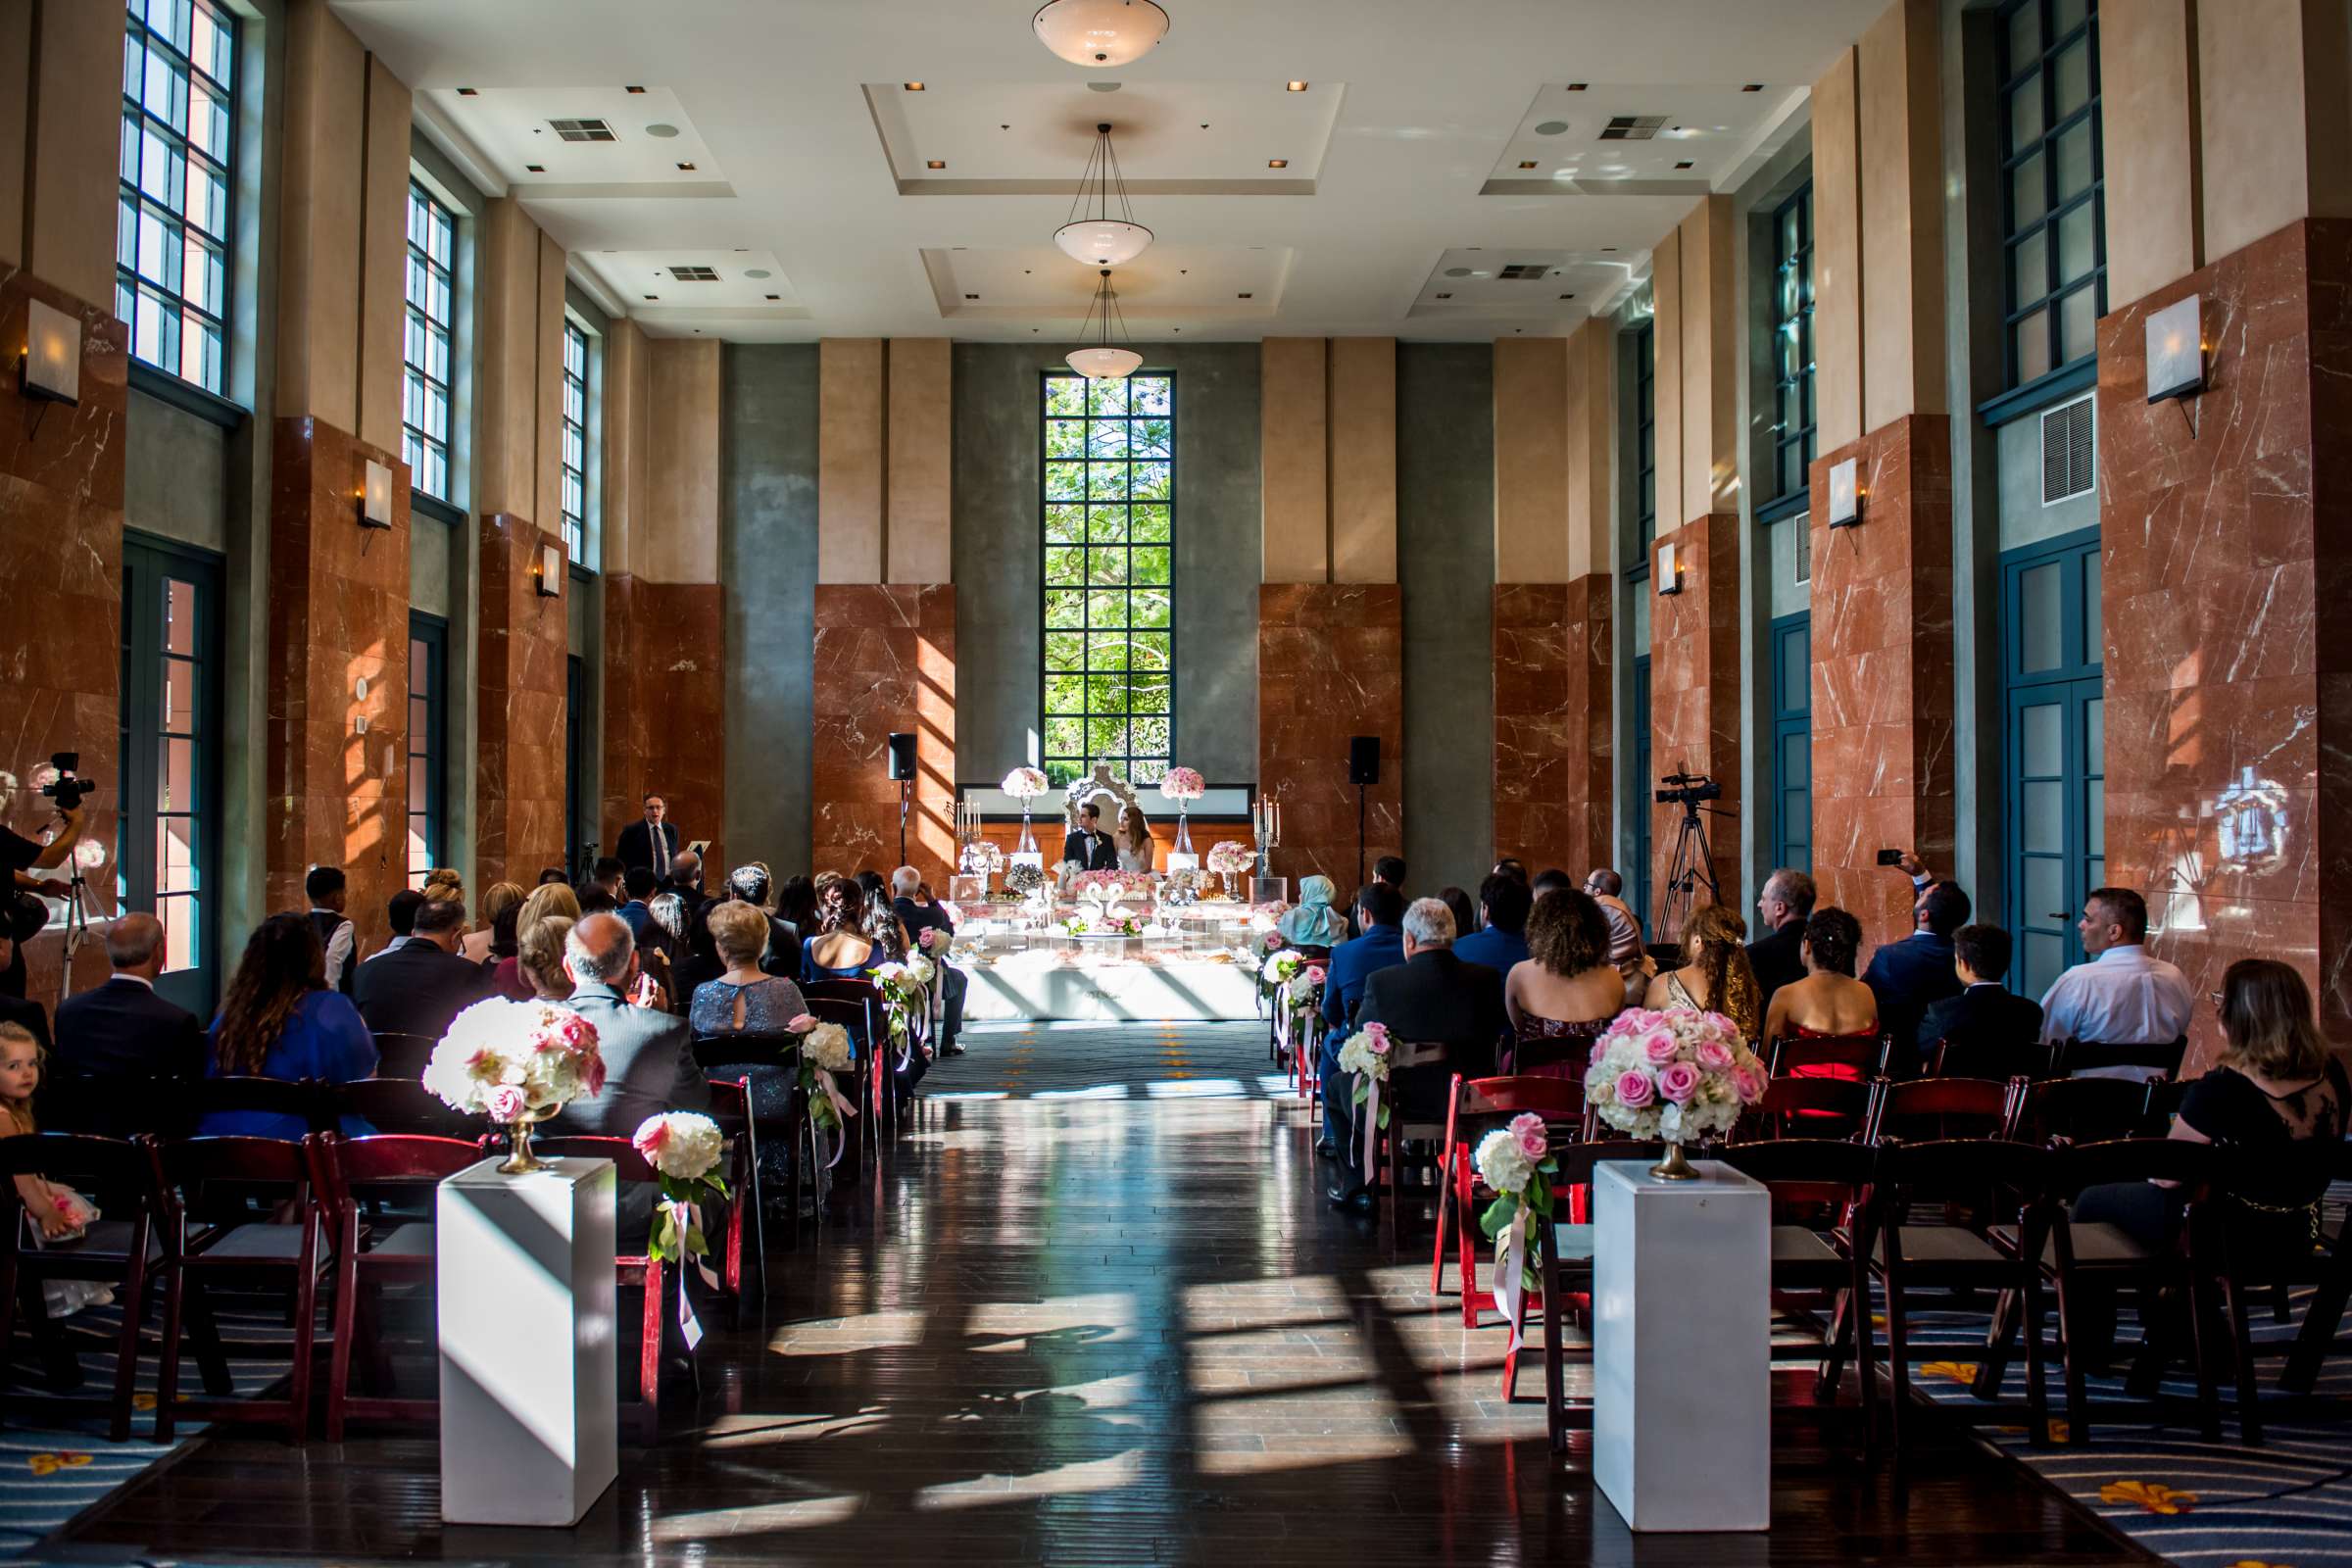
[51,912,207,1135]
[549,912,708,1139]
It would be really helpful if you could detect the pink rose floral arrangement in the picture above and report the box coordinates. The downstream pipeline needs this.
[1157,766,1206,802]
[1583,1007,1766,1144]
[1472,1112,1560,1346]
[422,999,607,1122]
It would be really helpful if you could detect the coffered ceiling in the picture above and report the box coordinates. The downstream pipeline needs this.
[334,0,1882,344]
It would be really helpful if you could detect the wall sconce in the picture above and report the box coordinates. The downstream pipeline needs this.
[1654,540,1683,595]
[19,299,80,407]
[2145,293,2204,404]
[1827,456,1862,528]
[535,543,564,597]
[360,459,393,528]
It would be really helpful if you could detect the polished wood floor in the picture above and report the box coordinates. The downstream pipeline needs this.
[58,1054,2152,1566]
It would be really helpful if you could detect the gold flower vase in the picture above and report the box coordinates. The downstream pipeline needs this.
[498,1106,559,1174]
[1648,1141,1697,1181]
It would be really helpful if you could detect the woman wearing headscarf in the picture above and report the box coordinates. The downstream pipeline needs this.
[1277,874,1347,950]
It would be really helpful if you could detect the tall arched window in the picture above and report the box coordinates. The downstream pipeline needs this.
[1040,372,1174,787]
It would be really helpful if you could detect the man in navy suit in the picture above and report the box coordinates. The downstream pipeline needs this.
[1861,858,1972,1069]
[1316,881,1407,1159]
[1919,923,2045,1078]
[50,912,206,1136]
[615,793,681,879]
[1452,873,1532,974]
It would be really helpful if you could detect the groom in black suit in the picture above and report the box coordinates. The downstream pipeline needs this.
[1059,802,1118,871]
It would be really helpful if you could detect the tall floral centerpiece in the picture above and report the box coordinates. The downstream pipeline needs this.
[423,999,608,1174]
[1475,1113,1559,1352]
[631,1112,728,1263]
[1002,767,1050,860]
[1158,765,1206,862]
[1583,1007,1767,1179]
[1206,839,1256,900]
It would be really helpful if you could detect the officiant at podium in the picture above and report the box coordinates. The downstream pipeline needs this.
[1060,801,1119,871]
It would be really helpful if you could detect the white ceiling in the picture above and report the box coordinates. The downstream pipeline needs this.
[336,0,1880,344]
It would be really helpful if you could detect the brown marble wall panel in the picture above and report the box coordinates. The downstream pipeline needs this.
[476,514,569,886]
[1805,414,1955,973]
[809,584,956,884]
[265,416,412,955]
[1493,576,1612,879]
[0,270,125,999]
[602,575,726,871]
[1258,583,1402,890]
[1646,514,1740,931]
[2099,218,2352,1062]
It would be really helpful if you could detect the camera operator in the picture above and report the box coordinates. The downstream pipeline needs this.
[2,777,85,1003]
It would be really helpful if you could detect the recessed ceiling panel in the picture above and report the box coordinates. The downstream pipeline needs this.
[866,81,1340,193]
[421,85,732,197]
[577,249,808,334]
[921,247,1291,321]
[1407,248,1646,321]
[1479,83,1804,194]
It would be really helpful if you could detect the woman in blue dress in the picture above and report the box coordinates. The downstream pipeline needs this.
[201,913,379,1140]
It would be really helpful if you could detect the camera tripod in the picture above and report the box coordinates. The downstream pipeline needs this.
[1657,797,1727,950]
[50,851,93,1013]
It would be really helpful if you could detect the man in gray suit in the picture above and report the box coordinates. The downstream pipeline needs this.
[552,912,710,1138]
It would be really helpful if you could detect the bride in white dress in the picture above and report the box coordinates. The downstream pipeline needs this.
[1113,803,1155,873]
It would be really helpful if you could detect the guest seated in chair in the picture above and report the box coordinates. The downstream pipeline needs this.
[550,913,710,1139]
[200,913,378,1139]
[49,912,205,1135]
[1326,898,1508,1210]
[691,902,807,1222]
[1315,882,1407,1162]
[2036,887,2193,1072]
[893,865,967,1056]
[353,895,494,1045]
[515,915,577,1002]
[1760,906,1879,1054]
[1453,872,1533,974]
[802,877,878,983]
[1643,903,1763,1042]
[1919,923,2044,1078]
[2070,958,2347,1364]
[1746,868,1816,1015]
[1277,874,1347,949]
[1861,858,1970,1062]
[1503,887,1624,1076]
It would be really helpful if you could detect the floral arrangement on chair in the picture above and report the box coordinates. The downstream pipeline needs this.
[423,999,607,1173]
[631,1111,728,1264]
[1001,766,1050,800]
[1475,1113,1560,1351]
[1259,948,1300,1001]
[1584,1007,1767,1178]
[872,955,937,1051]
[787,1015,858,1161]
[1284,963,1326,1017]
[1157,766,1206,802]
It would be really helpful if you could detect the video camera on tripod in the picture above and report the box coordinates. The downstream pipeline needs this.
[38,752,91,812]
[1654,770,1722,808]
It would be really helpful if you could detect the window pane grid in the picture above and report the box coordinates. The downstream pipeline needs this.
[561,322,590,562]
[1770,183,1816,504]
[402,183,456,502]
[1995,0,2104,389]
[407,630,439,887]
[118,0,234,394]
[1040,372,1174,789]
[1634,321,1657,553]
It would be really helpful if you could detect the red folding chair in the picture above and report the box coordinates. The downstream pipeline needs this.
[1430,1075,1586,1329]
[531,1135,691,1444]
[703,1077,760,1324]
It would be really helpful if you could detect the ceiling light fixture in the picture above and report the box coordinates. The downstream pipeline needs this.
[675,161,697,171]
[1266,158,1288,169]
[1518,161,1538,170]
[1066,268,1142,379]
[904,81,925,90]
[1054,122,1152,267]
[1033,0,1168,67]
[625,84,648,95]
[1286,80,1308,91]
[927,159,947,170]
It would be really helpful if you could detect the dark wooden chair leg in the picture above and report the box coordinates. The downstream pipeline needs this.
[154,1250,186,1443]
[107,1224,152,1445]
[2281,1253,2350,1394]
[182,1277,234,1396]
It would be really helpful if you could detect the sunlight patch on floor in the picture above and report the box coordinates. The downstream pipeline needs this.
[912,1448,1145,1509]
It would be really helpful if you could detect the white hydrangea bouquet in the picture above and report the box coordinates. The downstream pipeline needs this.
[423,998,607,1173]
[1475,1112,1561,1349]
[1259,947,1301,1002]
[787,1013,858,1165]
[1583,1007,1767,1175]
[871,955,936,1048]
[631,1111,728,1263]
[1337,1021,1394,1177]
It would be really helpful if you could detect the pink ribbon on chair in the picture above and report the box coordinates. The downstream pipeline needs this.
[816,1069,859,1170]
[1360,1072,1382,1184]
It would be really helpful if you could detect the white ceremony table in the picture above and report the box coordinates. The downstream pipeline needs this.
[1591,1158,1770,1533]
[437,1156,618,1527]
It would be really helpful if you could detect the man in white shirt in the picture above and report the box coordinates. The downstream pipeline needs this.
[2037,887,2193,1069]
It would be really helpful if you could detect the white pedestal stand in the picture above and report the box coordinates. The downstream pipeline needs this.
[437,1156,618,1527]
[1592,1158,1770,1533]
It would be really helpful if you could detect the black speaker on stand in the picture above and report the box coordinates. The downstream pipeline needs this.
[1348,737,1380,891]
[888,732,917,867]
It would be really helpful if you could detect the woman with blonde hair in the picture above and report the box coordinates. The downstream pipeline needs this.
[493,882,584,1000]
[1642,902,1763,1041]
[466,879,527,965]
[515,914,577,1002]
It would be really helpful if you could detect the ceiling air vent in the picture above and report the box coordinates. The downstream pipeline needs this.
[1498,264,1550,281]
[1598,116,1668,141]
[667,265,719,282]
[2040,393,2095,505]
[548,118,617,143]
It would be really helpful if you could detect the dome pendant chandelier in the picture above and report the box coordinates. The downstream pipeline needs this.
[1054,122,1152,267]
[1066,269,1143,379]
[1033,0,1169,68]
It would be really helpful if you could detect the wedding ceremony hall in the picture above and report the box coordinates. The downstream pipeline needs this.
[3,0,2350,1562]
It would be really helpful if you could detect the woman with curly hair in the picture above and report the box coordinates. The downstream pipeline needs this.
[1504,888,1627,1076]
[1760,906,1879,1048]
[1642,902,1764,1042]
[200,913,377,1139]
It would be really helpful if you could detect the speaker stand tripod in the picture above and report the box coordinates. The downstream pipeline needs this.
[1355,782,1368,893]
[898,778,912,868]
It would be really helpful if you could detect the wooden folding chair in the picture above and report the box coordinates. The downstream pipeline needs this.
[532,1134,693,1444]
[1430,1074,1585,1328]
[0,1133,161,1442]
